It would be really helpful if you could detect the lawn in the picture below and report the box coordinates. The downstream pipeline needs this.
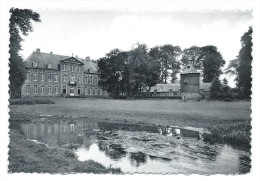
[9,98,251,128]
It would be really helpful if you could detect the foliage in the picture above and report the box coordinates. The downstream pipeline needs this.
[237,27,253,99]
[209,77,222,100]
[225,27,252,99]
[208,119,251,149]
[149,45,182,83]
[181,45,225,82]
[97,49,128,98]
[9,8,40,98]
[98,44,161,97]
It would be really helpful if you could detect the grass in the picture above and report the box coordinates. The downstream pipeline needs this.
[8,129,121,174]
[9,98,251,153]
[207,120,251,149]
[9,98,54,105]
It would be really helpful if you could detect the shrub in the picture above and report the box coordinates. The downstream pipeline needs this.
[9,98,54,105]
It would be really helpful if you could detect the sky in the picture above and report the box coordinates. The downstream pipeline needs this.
[20,9,253,86]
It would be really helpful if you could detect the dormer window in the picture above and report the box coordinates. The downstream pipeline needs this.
[32,62,37,67]
[187,65,190,69]
[47,63,52,69]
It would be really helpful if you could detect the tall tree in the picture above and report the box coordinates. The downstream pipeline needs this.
[201,46,225,82]
[181,45,225,82]
[128,44,150,96]
[97,49,127,98]
[9,8,40,98]
[149,45,181,83]
[236,27,253,99]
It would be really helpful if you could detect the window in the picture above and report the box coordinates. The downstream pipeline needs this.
[100,88,103,95]
[32,62,37,67]
[90,76,93,84]
[95,77,98,85]
[26,72,30,81]
[47,64,52,69]
[47,74,52,82]
[26,85,30,94]
[63,75,67,82]
[70,124,75,132]
[62,64,67,71]
[33,73,37,81]
[71,64,75,72]
[85,87,88,95]
[48,85,52,94]
[33,85,38,94]
[41,73,45,81]
[90,87,93,95]
[78,66,81,72]
[70,76,75,83]
[41,85,44,94]
[78,76,81,83]
[184,79,188,85]
[55,86,59,94]
[54,74,58,82]
[95,88,98,95]
[85,76,88,84]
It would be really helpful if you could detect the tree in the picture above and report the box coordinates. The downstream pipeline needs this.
[9,8,40,98]
[236,27,253,99]
[222,78,230,93]
[97,49,127,98]
[209,77,222,100]
[201,46,225,82]
[225,58,239,76]
[181,45,225,82]
[149,45,181,83]
[128,44,150,96]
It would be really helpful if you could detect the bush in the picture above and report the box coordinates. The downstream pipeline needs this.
[9,98,54,105]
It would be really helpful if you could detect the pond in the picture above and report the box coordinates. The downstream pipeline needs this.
[13,117,251,174]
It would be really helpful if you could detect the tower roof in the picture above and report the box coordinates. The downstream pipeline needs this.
[181,61,199,74]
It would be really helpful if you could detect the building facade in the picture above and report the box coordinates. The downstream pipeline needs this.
[21,49,108,97]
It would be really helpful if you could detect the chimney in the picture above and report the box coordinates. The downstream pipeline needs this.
[36,48,40,54]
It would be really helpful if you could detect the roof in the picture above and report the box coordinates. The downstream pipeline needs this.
[150,83,180,92]
[181,62,199,74]
[200,82,211,92]
[147,82,211,93]
[24,51,97,73]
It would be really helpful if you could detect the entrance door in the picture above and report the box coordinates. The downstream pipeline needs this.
[63,86,66,94]
[78,87,81,95]
[70,87,75,96]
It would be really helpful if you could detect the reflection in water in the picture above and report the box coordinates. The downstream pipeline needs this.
[12,118,251,174]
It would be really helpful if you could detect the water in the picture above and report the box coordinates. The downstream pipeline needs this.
[13,118,251,174]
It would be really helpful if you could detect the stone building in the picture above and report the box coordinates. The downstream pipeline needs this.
[21,48,108,97]
[146,61,211,99]
[180,61,201,99]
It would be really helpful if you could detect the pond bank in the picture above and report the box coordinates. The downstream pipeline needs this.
[8,129,121,174]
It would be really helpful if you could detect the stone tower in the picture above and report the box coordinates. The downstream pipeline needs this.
[180,60,200,99]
